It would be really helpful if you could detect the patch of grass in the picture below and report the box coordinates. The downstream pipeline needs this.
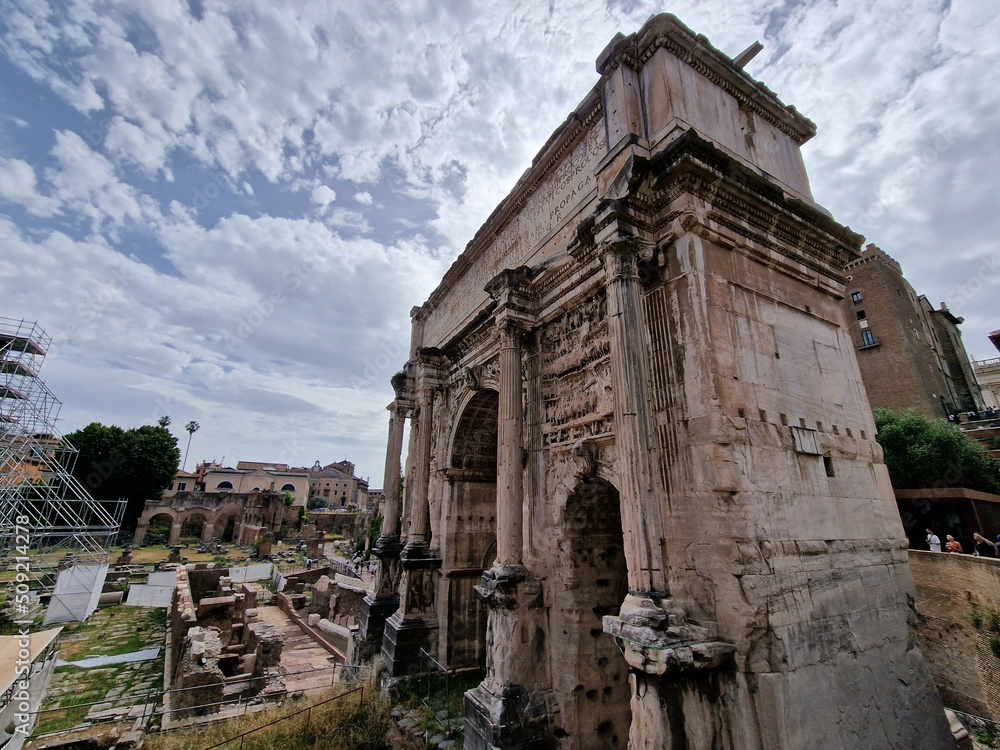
[145,686,395,750]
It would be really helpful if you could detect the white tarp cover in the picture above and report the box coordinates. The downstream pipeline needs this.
[147,571,179,587]
[42,563,109,625]
[125,584,174,608]
[229,563,273,583]
[57,646,161,668]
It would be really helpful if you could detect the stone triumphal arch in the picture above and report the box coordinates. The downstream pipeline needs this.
[352,14,952,750]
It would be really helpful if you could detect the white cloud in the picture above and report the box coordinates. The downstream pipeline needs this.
[1,0,997,477]
[310,184,337,212]
[0,156,61,216]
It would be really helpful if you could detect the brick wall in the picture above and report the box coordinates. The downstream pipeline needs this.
[909,550,1000,718]
[842,247,953,417]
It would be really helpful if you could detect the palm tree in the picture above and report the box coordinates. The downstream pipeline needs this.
[182,420,200,472]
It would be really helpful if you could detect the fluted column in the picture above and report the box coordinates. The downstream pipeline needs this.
[377,401,408,543]
[495,320,526,570]
[403,350,444,556]
[467,267,551,750]
[380,348,446,677]
[602,239,667,599]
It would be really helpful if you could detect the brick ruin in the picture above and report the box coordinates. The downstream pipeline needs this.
[166,561,372,720]
[351,13,954,750]
[168,566,284,717]
[135,491,288,548]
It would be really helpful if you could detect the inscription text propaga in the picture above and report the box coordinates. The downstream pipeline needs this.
[422,124,606,348]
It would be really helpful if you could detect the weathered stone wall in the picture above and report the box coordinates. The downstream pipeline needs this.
[910,550,1000,719]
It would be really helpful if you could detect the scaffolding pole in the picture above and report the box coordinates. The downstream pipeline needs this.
[0,317,124,622]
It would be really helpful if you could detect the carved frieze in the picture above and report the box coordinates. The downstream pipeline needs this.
[539,290,614,448]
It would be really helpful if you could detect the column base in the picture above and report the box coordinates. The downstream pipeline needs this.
[602,594,735,675]
[475,563,533,608]
[400,539,433,562]
[381,611,438,678]
[380,550,442,678]
[352,592,399,665]
[372,535,402,559]
[464,683,554,750]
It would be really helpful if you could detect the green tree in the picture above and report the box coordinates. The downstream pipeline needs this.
[308,496,329,510]
[64,420,181,532]
[873,408,1000,494]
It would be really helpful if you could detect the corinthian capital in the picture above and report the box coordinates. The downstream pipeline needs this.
[414,347,448,393]
[600,236,655,280]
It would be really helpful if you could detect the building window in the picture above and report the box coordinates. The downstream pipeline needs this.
[217,481,234,491]
[861,330,876,347]
[856,310,866,320]
[178,482,187,491]
[851,291,863,304]
[280,483,296,492]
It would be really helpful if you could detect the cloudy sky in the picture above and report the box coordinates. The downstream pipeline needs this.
[1,0,997,484]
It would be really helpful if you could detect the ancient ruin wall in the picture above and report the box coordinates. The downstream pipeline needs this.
[910,550,1000,719]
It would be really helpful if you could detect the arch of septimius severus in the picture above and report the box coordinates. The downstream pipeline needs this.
[349,13,952,750]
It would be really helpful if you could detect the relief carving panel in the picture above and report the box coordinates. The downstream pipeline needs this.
[539,289,614,448]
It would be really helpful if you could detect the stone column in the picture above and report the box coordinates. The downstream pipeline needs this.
[133,520,148,546]
[592,216,736,746]
[381,349,445,677]
[403,350,445,556]
[377,400,408,542]
[353,387,412,665]
[494,319,525,571]
[600,237,667,603]
[169,521,182,546]
[467,268,552,750]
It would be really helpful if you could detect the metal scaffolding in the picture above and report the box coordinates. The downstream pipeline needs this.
[0,317,124,621]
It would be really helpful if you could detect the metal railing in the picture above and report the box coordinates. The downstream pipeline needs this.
[418,648,460,737]
[201,685,363,750]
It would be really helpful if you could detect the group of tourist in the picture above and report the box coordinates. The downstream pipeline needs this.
[926,528,999,557]
[948,406,999,423]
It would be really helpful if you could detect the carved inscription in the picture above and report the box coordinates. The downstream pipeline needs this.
[539,290,613,447]
[522,125,607,249]
[422,122,607,348]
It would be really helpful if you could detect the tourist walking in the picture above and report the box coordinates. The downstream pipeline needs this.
[945,535,963,553]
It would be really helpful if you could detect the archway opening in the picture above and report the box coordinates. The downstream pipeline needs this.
[445,389,499,671]
[215,514,237,543]
[552,476,629,747]
[180,513,208,542]
[144,513,173,546]
[216,480,234,491]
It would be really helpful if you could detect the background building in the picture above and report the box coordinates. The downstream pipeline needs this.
[195,460,309,505]
[974,329,1000,409]
[308,459,369,509]
[841,244,984,417]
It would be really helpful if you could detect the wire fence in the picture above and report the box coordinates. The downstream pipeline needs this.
[28,665,346,744]
[201,685,363,750]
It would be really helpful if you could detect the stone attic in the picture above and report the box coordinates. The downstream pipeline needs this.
[350,13,953,750]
